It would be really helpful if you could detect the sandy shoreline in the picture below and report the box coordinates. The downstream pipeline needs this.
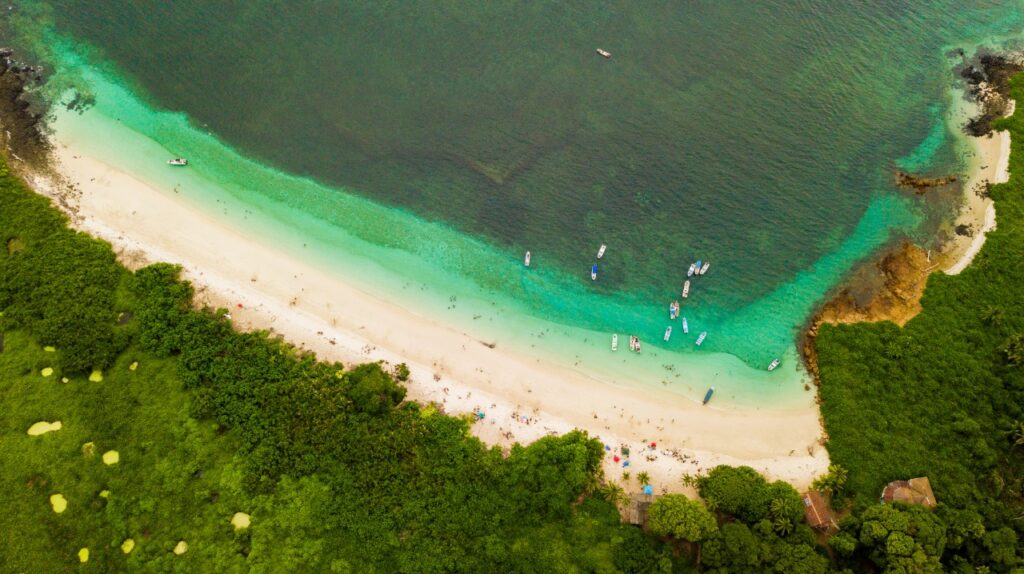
[24,129,831,496]
[942,99,1013,275]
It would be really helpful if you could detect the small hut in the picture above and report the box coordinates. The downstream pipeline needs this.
[881,477,936,508]
[801,491,837,531]
[622,493,654,528]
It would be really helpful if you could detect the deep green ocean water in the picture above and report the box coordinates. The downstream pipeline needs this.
[5,1,1024,383]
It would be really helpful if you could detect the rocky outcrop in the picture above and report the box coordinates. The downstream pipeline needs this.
[895,171,958,194]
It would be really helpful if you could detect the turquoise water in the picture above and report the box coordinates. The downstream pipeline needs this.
[5,2,1024,402]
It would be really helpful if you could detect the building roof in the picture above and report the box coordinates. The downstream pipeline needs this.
[622,493,654,527]
[881,477,936,508]
[801,491,837,531]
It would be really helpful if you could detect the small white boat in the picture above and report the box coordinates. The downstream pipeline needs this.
[629,335,637,352]
[687,263,695,277]
[669,300,679,320]
[682,317,689,334]
[768,358,780,371]
[524,251,531,267]
[682,280,691,298]
[612,334,618,351]
[700,261,710,275]
[664,326,672,342]
[591,264,598,281]
[167,158,188,166]
[635,340,642,353]
[695,331,707,346]
[596,48,612,59]
[597,244,607,259]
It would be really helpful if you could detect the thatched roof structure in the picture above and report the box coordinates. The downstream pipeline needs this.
[881,477,936,508]
[801,491,837,531]
[622,493,654,528]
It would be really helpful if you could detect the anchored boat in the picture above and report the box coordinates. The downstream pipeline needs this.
[629,335,637,352]
[596,48,612,58]
[167,158,188,166]
[695,331,707,346]
[524,251,531,267]
[702,386,715,405]
[682,317,689,334]
[597,244,607,259]
[682,280,691,298]
[768,358,780,371]
[664,326,672,342]
[669,300,680,320]
[699,261,710,275]
[687,263,696,277]
[591,264,598,281]
[612,334,618,351]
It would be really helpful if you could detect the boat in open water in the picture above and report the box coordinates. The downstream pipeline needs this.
[664,326,672,341]
[591,264,598,280]
[167,158,188,166]
[699,261,710,275]
[703,386,715,405]
[682,280,691,298]
[669,300,680,320]
[768,358,780,371]
[682,317,689,334]
[695,331,707,346]
[524,251,531,267]
[597,244,607,259]
[687,263,696,277]
[596,48,612,58]
[612,334,618,351]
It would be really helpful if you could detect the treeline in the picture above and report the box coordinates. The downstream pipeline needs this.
[813,75,1024,570]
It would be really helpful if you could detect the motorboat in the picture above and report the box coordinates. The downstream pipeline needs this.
[664,326,672,342]
[596,48,612,58]
[591,264,598,281]
[635,340,642,353]
[702,386,715,405]
[167,158,188,166]
[687,263,695,277]
[524,251,531,267]
[682,280,691,298]
[700,261,710,275]
[768,358,780,371]
[669,300,680,320]
[629,335,637,352]
[612,334,618,351]
[695,331,707,346]
[597,244,607,259]
[682,317,689,334]
[695,259,703,272]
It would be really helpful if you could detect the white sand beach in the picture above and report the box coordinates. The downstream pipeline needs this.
[943,101,1014,275]
[29,136,830,497]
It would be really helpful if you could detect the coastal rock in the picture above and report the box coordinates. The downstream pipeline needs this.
[803,241,933,382]
[895,171,957,194]
[959,52,1024,136]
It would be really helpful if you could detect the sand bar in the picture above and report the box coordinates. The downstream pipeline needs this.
[27,131,830,495]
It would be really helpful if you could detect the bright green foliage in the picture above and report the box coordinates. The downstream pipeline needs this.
[697,465,803,528]
[811,464,849,501]
[815,74,1024,569]
[647,494,717,542]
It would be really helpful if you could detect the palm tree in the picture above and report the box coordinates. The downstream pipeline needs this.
[982,305,1005,326]
[680,473,698,488]
[637,471,651,487]
[1009,420,1024,451]
[622,471,631,483]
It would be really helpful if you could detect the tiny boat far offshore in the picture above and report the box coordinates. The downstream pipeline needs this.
[687,263,696,277]
[596,48,612,59]
[597,244,607,259]
[612,334,618,351]
[167,158,188,166]
[669,300,680,320]
[682,317,689,334]
[682,280,691,298]
[768,357,780,371]
[591,264,598,280]
[700,261,711,275]
[524,251,531,267]
[703,386,715,405]
[695,331,707,346]
[664,326,672,341]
